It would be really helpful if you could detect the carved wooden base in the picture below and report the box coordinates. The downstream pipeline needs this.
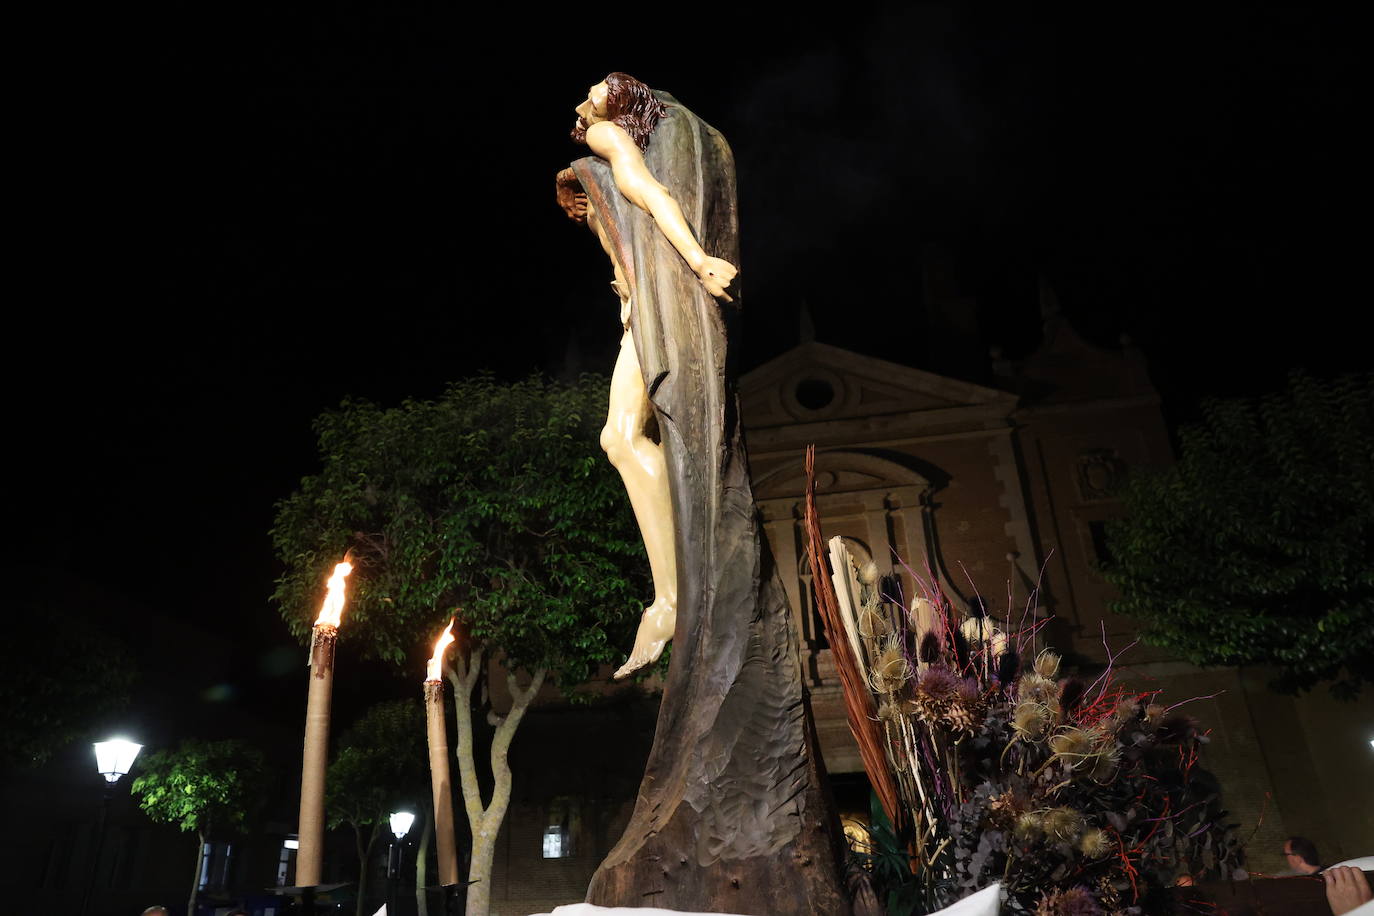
[586,706,849,914]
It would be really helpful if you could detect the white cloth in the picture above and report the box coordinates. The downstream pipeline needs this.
[1332,856,1374,870]
[529,884,1002,916]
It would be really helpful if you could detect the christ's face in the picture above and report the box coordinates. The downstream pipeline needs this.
[574,81,609,132]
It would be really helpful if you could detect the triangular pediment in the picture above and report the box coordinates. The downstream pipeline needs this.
[740,342,1016,429]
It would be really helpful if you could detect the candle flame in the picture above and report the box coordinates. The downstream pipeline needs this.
[313,559,354,628]
[426,618,456,682]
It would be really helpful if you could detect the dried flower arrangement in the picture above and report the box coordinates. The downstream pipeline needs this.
[803,448,1244,914]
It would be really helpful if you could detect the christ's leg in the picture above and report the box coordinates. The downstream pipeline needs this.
[601,327,677,679]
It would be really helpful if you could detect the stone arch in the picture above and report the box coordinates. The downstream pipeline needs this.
[755,448,981,687]
[753,449,931,501]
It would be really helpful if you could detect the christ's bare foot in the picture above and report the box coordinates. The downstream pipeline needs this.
[613,596,676,679]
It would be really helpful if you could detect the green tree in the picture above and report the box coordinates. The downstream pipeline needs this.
[130,738,267,916]
[1105,372,1374,697]
[328,699,429,916]
[1,610,136,770]
[271,374,648,915]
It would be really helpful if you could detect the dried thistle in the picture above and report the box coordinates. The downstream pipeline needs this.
[954,677,978,702]
[1094,876,1122,913]
[1033,649,1061,679]
[1047,726,1097,767]
[869,638,911,695]
[944,702,979,736]
[876,699,904,723]
[1042,806,1086,841]
[857,560,880,585]
[1143,703,1165,729]
[1012,701,1054,741]
[1014,811,1043,840]
[1105,699,1141,733]
[942,680,987,736]
[1087,744,1121,782]
[913,665,958,726]
[857,606,890,642]
[917,664,958,699]
[988,790,1028,828]
[1018,673,1060,708]
[1078,828,1111,858]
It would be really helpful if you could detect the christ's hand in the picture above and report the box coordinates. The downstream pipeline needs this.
[696,256,737,302]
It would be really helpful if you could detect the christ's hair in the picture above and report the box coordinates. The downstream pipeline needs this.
[571,72,667,151]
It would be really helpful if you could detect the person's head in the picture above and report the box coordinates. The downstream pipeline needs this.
[1284,835,1321,872]
[571,72,667,151]
[141,907,171,916]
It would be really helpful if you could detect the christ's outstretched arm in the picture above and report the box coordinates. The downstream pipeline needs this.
[585,120,737,301]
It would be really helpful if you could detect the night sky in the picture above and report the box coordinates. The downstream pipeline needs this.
[6,8,1364,744]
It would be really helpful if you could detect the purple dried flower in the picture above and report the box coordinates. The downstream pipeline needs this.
[956,678,981,703]
[1035,886,1102,916]
[917,665,958,699]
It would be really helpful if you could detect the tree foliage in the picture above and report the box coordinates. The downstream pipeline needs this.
[328,699,431,916]
[270,374,649,694]
[131,738,267,835]
[0,611,137,769]
[1104,372,1374,697]
[327,698,430,832]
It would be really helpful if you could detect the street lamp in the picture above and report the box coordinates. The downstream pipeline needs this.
[390,811,416,839]
[387,811,416,916]
[93,738,143,783]
[81,738,143,916]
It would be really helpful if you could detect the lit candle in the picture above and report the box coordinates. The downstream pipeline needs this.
[424,618,460,888]
[295,556,353,887]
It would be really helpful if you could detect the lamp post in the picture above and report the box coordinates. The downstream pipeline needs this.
[387,811,415,916]
[80,738,142,916]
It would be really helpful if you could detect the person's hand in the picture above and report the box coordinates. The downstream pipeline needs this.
[695,256,737,301]
[555,168,588,224]
[1325,866,1373,915]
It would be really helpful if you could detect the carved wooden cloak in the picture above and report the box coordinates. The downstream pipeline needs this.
[571,94,848,914]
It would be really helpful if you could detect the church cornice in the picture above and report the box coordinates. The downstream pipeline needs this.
[746,417,1013,456]
[742,341,1017,408]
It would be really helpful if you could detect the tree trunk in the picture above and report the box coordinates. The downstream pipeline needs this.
[188,830,206,916]
[353,824,366,916]
[448,652,545,916]
[415,799,434,916]
[356,823,381,916]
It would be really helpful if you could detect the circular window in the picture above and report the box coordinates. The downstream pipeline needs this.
[794,377,835,411]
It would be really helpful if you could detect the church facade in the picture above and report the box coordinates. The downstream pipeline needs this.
[480,310,1372,913]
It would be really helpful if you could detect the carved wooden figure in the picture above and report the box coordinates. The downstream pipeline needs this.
[559,73,849,914]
